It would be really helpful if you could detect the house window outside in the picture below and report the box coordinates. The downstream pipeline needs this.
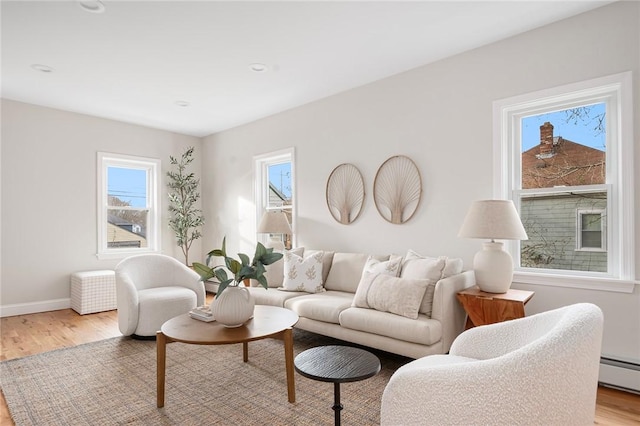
[97,153,160,259]
[254,148,295,249]
[577,209,606,251]
[494,72,634,290]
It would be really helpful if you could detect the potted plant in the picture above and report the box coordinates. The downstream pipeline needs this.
[167,147,205,266]
[193,237,283,327]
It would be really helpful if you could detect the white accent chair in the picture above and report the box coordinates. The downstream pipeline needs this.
[115,254,205,338]
[381,303,604,426]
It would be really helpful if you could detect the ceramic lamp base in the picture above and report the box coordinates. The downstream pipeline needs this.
[473,241,514,293]
[265,235,285,252]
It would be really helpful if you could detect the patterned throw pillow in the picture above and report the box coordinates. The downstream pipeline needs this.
[281,251,325,293]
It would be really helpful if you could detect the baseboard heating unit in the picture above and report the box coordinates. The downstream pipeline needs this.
[599,357,640,394]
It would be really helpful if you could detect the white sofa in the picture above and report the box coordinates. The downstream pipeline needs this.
[380,303,604,425]
[245,249,475,359]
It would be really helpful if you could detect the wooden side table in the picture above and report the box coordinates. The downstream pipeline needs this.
[456,286,534,330]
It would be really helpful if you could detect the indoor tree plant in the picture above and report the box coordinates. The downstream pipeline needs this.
[193,237,283,327]
[167,146,205,266]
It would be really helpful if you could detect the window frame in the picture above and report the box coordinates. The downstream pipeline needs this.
[493,72,634,293]
[253,148,296,248]
[97,152,161,260]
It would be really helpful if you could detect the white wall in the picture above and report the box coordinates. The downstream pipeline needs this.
[1,0,637,385]
[0,100,202,313]
[202,1,640,369]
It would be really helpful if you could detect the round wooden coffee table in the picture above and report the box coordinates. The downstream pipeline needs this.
[294,345,381,426]
[157,305,299,407]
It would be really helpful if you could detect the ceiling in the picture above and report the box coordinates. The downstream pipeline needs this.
[1,1,613,137]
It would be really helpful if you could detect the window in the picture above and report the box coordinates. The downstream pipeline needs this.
[577,209,606,251]
[254,148,295,249]
[494,72,634,292]
[97,152,160,259]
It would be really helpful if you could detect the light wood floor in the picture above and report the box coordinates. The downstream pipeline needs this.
[1,306,639,425]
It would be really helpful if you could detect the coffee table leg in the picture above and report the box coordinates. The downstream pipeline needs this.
[333,382,343,426]
[243,342,249,362]
[283,327,296,403]
[157,331,167,408]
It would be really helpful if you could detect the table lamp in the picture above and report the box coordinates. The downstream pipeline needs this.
[257,211,292,252]
[458,200,528,293]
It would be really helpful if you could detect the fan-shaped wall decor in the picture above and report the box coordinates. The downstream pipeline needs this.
[373,155,422,224]
[326,163,365,225]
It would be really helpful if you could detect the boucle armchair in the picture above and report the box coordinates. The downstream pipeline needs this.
[381,303,603,426]
[115,254,205,338]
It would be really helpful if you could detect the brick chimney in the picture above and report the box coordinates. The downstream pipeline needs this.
[540,122,554,156]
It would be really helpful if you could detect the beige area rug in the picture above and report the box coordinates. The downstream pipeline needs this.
[1,329,410,425]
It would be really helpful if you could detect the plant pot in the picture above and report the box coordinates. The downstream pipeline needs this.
[211,286,255,328]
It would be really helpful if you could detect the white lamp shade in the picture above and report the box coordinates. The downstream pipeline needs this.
[458,200,528,293]
[257,211,291,251]
[257,211,292,235]
[458,200,528,240]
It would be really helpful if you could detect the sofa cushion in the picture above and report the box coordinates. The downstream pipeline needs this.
[284,291,354,324]
[325,253,389,293]
[339,307,442,346]
[248,287,306,307]
[353,272,429,319]
[282,251,325,293]
[252,247,304,288]
[401,253,447,318]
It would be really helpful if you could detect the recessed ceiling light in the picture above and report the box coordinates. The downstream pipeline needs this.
[77,0,105,14]
[249,63,268,73]
[31,64,53,73]
[175,100,190,107]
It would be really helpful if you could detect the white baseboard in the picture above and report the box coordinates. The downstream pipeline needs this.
[599,360,640,393]
[0,298,71,317]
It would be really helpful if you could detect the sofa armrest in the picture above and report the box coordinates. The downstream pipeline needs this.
[173,267,205,306]
[449,303,591,360]
[430,270,475,353]
[115,271,139,336]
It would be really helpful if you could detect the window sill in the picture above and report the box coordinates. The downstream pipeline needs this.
[513,271,637,293]
[96,248,160,261]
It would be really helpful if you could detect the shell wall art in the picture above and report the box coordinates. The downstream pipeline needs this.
[326,163,365,224]
[373,155,422,224]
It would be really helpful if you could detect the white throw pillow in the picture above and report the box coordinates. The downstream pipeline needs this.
[281,251,325,293]
[401,251,448,318]
[252,247,304,288]
[353,255,402,308]
[353,272,429,320]
[403,249,463,278]
[361,255,402,277]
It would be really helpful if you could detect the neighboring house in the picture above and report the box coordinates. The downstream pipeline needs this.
[268,182,293,250]
[520,122,607,272]
[107,215,147,248]
[268,182,289,209]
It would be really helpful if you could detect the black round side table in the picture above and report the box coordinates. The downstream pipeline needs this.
[294,345,381,426]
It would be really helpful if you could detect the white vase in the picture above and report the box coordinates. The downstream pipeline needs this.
[211,286,255,327]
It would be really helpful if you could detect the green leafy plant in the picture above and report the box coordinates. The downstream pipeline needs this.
[167,147,205,266]
[193,237,283,298]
